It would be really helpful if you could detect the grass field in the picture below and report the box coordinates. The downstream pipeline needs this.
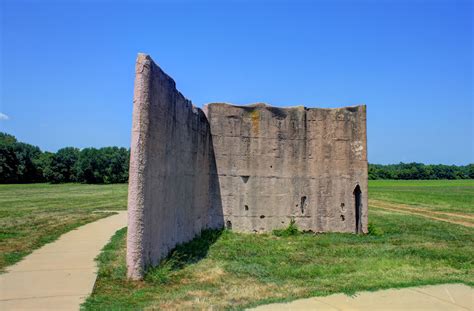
[1,181,472,309]
[370,180,473,214]
[81,180,474,310]
[0,183,127,270]
[369,180,474,228]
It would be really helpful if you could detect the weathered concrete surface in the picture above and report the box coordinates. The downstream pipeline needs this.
[0,212,127,311]
[249,283,473,310]
[127,54,222,280]
[204,103,368,233]
[127,54,368,279]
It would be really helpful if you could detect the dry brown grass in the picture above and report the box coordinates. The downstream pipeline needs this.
[370,199,474,227]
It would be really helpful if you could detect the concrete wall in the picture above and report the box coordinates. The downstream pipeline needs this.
[127,54,368,280]
[204,103,368,234]
[126,54,222,280]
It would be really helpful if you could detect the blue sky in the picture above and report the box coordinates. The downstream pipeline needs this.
[1,0,472,164]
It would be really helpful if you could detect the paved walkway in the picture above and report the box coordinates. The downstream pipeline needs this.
[0,211,127,311]
[2,212,472,311]
[251,283,473,310]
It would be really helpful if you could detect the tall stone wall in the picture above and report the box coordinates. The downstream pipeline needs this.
[204,103,368,234]
[127,53,368,280]
[127,54,222,280]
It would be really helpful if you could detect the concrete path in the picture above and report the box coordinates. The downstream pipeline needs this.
[0,211,127,311]
[251,283,473,311]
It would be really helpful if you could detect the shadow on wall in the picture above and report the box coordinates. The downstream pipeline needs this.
[208,133,225,230]
[143,136,224,277]
[142,140,224,277]
[127,53,225,280]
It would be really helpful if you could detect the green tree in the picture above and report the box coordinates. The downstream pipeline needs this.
[0,144,19,183]
[76,147,129,184]
[35,151,54,181]
[0,132,45,183]
[101,147,129,183]
[13,143,44,182]
[76,148,104,183]
[0,132,17,145]
[47,147,80,183]
[0,133,20,183]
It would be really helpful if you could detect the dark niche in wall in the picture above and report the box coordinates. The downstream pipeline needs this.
[300,196,307,214]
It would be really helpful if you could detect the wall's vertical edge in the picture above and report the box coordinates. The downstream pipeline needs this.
[361,105,369,233]
[127,54,152,280]
[127,54,221,280]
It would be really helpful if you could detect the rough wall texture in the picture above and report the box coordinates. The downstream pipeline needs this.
[127,54,368,279]
[127,54,222,280]
[204,103,368,234]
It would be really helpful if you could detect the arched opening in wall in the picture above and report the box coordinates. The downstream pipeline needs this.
[300,196,307,214]
[353,185,362,233]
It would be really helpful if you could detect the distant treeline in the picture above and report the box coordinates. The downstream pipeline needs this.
[369,163,473,180]
[0,132,472,184]
[0,132,129,184]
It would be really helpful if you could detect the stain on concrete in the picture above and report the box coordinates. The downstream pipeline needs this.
[205,102,368,234]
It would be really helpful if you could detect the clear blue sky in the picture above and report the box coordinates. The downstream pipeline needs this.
[1,0,472,164]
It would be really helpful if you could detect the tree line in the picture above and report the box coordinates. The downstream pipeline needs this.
[0,132,472,184]
[0,132,129,184]
[369,162,473,180]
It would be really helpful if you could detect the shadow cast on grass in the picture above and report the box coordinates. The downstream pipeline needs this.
[144,228,223,284]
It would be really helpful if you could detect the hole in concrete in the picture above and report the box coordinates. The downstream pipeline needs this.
[300,196,307,214]
[226,220,232,229]
[245,205,249,211]
[260,215,265,219]
[340,215,345,221]
[241,176,250,183]
[270,165,273,168]
[340,203,345,211]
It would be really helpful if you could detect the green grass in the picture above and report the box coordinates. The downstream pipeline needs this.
[369,180,474,214]
[0,183,128,270]
[84,180,474,310]
[1,181,472,309]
